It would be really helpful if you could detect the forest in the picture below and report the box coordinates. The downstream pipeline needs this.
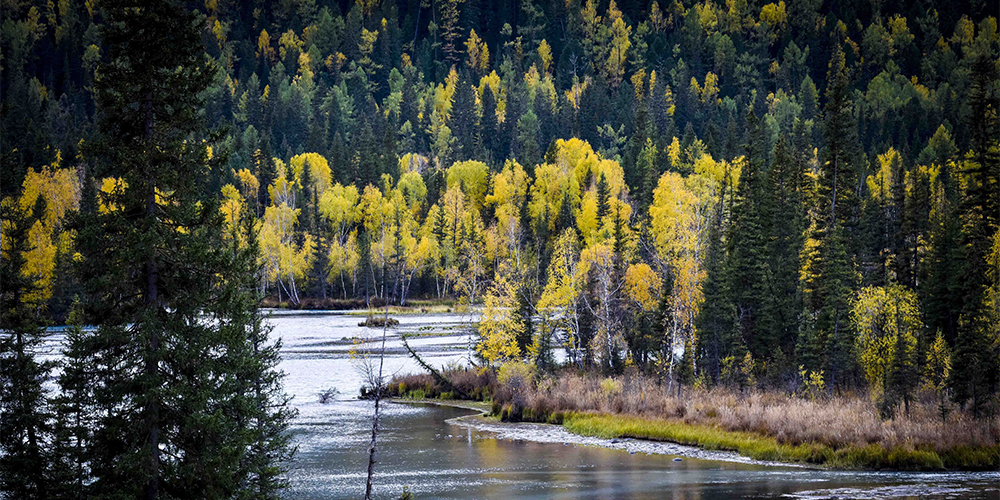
[1,0,999,494]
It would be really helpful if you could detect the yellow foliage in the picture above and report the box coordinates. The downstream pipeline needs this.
[759,1,787,28]
[851,285,921,399]
[20,163,80,228]
[15,164,81,303]
[267,159,297,207]
[289,152,332,194]
[564,76,590,111]
[477,71,504,119]
[319,182,360,233]
[666,136,681,167]
[624,263,662,311]
[465,29,490,74]
[477,263,525,365]
[398,153,429,175]
[447,160,490,210]
[22,219,57,304]
[867,147,900,204]
[256,29,275,61]
[397,171,428,213]
[538,39,553,74]
[327,230,360,284]
[99,177,127,214]
[234,168,260,201]
[922,332,951,394]
[220,183,245,241]
[497,360,535,386]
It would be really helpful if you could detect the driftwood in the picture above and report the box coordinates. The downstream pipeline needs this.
[400,334,470,400]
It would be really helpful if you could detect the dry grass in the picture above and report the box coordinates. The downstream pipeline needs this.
[520,373,998,454]
[387,367,1000,469]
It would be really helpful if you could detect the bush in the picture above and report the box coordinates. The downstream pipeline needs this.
[359,316,400,327]
[319,387,340,404]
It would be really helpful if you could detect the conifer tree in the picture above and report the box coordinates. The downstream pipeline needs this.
[951,52,1000,416]
[767,136,807,358]
[451,75,478,161]
[0,201,55,499]
[69,1,294,497]
[695,205,732,384]
[725,108,774,363]
[803,43,862,388]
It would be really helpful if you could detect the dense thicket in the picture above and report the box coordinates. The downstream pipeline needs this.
[2,0,999,466]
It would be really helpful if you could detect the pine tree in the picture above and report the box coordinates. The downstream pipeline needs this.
[69,1,294,497]
[950,52,1000,416]
[695,204,733,384]
[478,86,499,164]
[0,201,55,499]
[451,74,478,161]
[725,108,774,364]
[224,207,297,497]
[637,138,659,212]
[803,43,862,388]
[50,300,96,499]
[886,324,918,417]
[767,136,807,359]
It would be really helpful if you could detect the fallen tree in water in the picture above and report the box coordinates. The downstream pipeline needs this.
[398,334,471,400]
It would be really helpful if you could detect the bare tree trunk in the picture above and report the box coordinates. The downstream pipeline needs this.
[365,223,391,500]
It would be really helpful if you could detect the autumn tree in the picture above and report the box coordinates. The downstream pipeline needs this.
[852,285,921,417]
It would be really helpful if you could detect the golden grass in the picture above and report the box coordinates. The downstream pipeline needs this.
[562,413,997,469]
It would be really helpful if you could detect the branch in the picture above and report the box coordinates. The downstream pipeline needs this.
[400,334,470,399]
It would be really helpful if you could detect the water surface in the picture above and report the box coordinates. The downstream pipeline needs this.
[271,310,1000,499]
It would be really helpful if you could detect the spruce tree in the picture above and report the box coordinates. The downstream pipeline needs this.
[725,108,774,364]
[478,87,499,164]
[803,43,862,388]
[767,136,807,359]
[950,52,1000,416]
[695,204,733,384]
[451,74,478,161]
[69,1,294,497]
[0,201,55,499]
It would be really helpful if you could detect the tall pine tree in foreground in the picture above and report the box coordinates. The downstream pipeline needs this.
[0,200,56,499]
[69,1,294,497]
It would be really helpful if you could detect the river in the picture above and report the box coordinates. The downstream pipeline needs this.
[33,310,998,498]
[271,310,999,499]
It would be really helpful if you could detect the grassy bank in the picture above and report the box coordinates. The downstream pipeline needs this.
[561,413,998,470]
[384,368,1000,471]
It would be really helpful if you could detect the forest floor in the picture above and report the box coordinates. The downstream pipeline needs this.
[386,370,1000,471]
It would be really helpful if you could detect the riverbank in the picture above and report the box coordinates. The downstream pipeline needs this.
[385,369,1000,471]
[392,397,813,467]
[261,296,460,313]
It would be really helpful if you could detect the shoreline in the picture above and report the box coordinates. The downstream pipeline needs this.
[390,398,812,469]
[390,398,999,472]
